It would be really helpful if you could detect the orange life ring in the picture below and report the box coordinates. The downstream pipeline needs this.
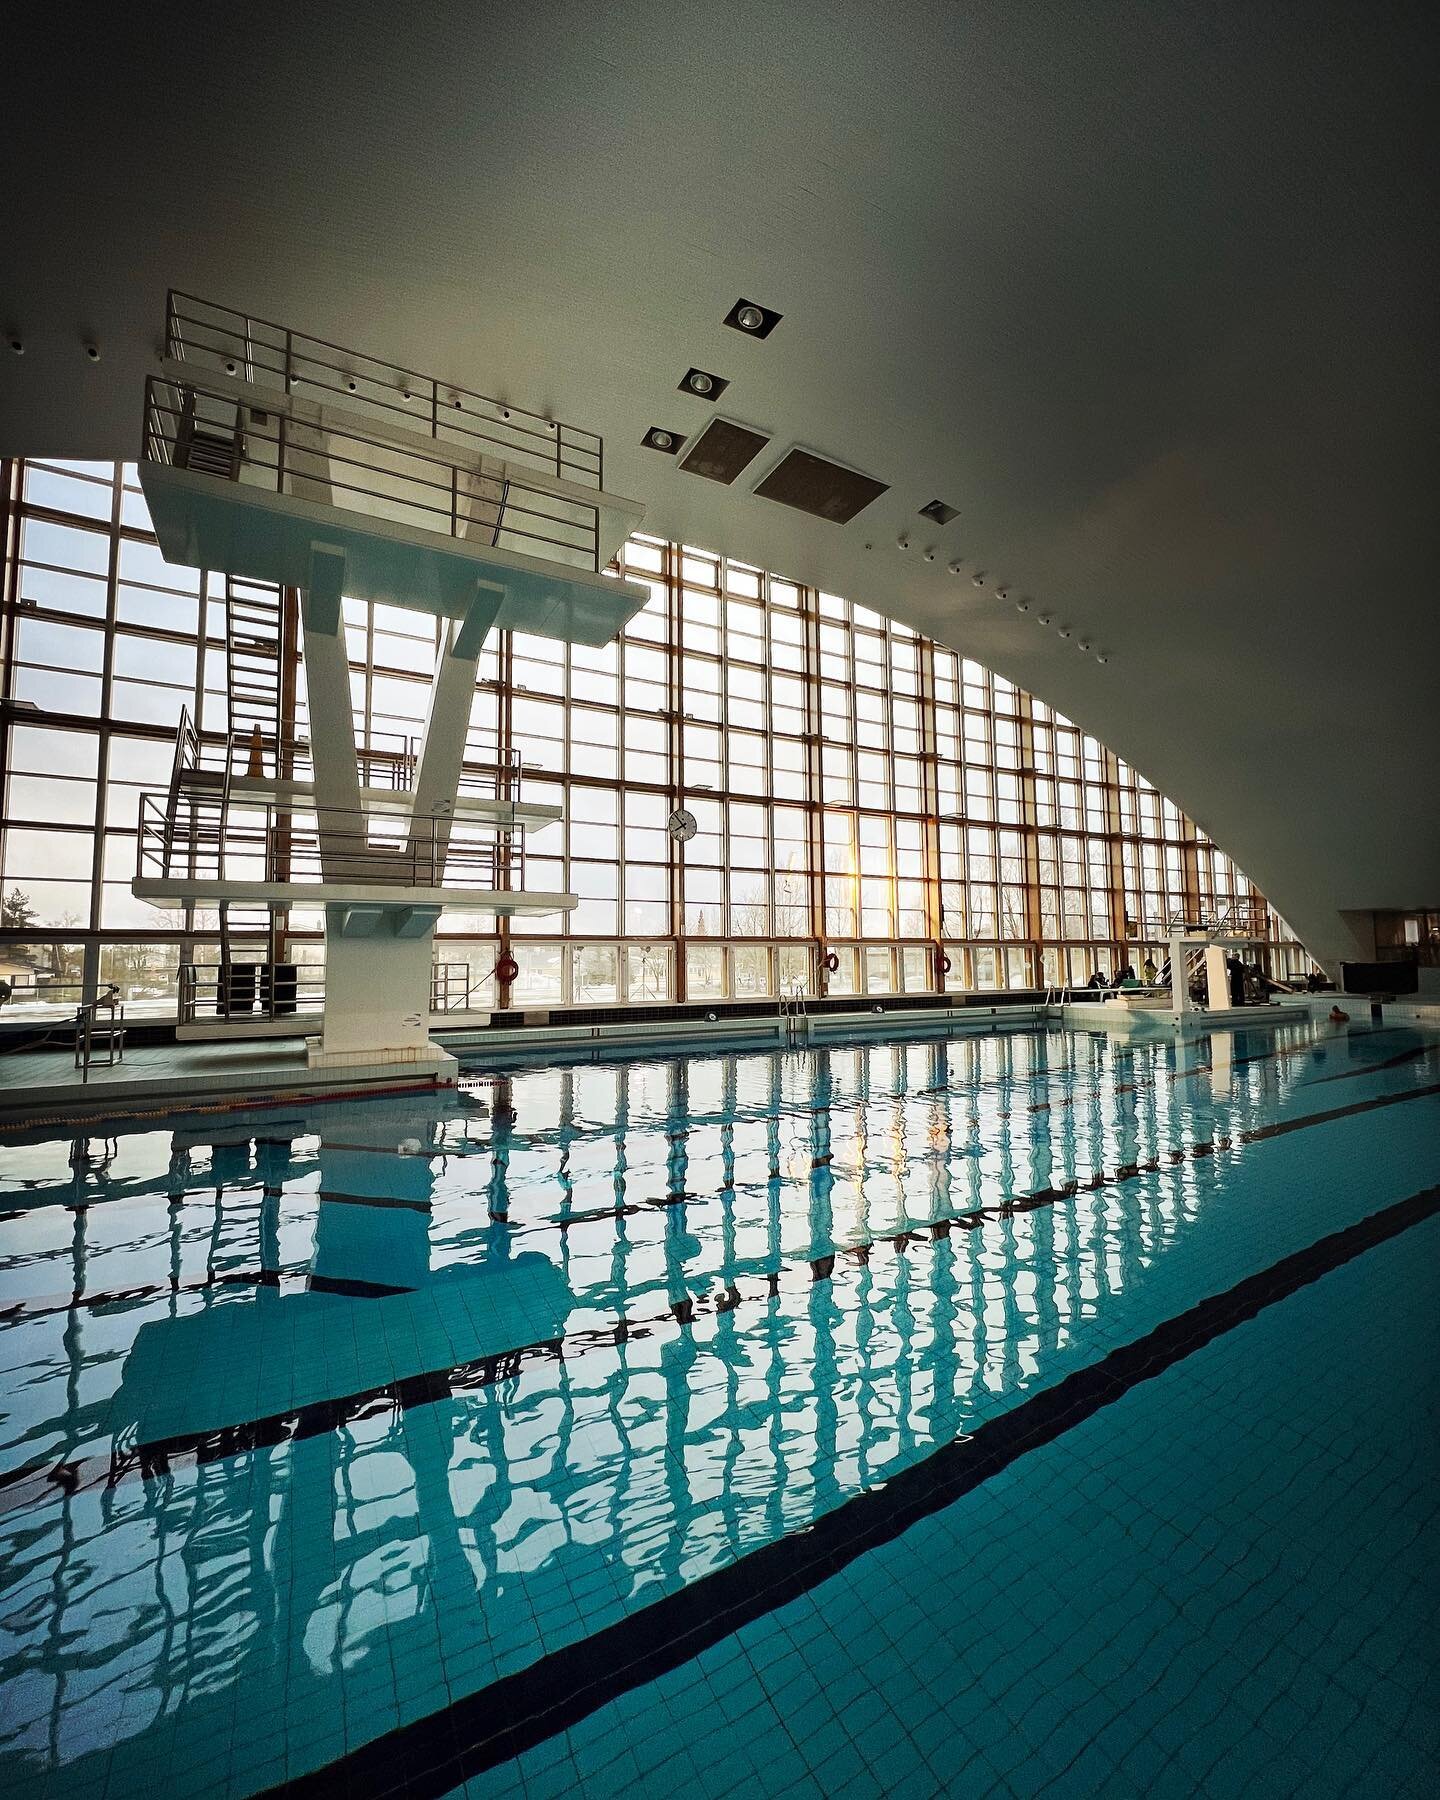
[822,951,840,974]
[495,954,520,987]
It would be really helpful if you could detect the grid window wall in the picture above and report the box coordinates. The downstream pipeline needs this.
[1,461,1316,1016]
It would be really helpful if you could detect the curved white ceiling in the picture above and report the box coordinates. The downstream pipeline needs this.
[3,1,1437,967]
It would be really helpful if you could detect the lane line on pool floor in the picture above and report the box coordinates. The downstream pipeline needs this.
[256,1177,1440,1800]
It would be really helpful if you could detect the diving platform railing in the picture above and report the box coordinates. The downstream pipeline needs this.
[138,293,648,650]
[144,374,606,574]
[164,290,603,487]
[138,793,527,894]
[176,960,499,1028]
[1139,900,1270,941]
[177,715,524,807]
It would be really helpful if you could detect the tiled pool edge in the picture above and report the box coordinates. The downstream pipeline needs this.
[253,1179,1440,1800]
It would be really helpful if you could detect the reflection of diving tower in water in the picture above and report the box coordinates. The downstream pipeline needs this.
[131,294,647,1074]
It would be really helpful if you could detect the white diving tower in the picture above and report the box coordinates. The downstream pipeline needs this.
[132,293,648,1078]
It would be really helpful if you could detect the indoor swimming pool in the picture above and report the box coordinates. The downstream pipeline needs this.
[1,1018,1436,1799]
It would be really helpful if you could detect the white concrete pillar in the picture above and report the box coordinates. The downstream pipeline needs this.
[1169,934,1190,1014]
[314,905,446,1066]
[407,583,505,873]
[1204,944,1231,1013]
[300,545,363,882]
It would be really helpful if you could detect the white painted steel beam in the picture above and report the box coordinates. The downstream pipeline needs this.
[134,878,577,915]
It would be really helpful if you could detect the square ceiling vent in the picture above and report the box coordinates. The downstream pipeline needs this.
[753,448,888,524]
[679,417,772,485]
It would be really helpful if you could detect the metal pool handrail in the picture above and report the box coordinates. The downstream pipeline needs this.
[74,990,125,1084]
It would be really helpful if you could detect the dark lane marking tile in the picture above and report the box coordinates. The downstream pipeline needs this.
[0,1266,408,1323]
[317,1189,432,1213]
[1302,1042,1434,1085]
[257,1179,1440,1800]
[307,1275,412,1300]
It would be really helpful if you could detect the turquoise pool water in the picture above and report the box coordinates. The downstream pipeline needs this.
[0,1019,1436,1798]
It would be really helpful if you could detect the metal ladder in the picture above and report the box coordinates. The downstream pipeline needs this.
[225,576,286,768]
[161,711,278,1019]
[780,983,809,1046]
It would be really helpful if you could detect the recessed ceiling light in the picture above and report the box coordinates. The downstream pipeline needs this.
[643,426,684,454]
[947,561,963,575]
[1037,613,1053,626]
[972,573,986,588]
[8,337,23,355]
[919,499,958,526]
[1014,598,1030,612]
[1057,626,1071,638]
[679,367,729,400]
[1096,652,1110,664]
[724,298,782,338]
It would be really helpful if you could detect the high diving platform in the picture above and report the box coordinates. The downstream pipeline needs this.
[130,293,649,1079]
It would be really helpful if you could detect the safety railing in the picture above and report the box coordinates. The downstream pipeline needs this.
[178,961,325,1027]
[1201,900,1269,936]
[431,962,496,1013]
[164,290,603,487]
[165,718,525,819]
[144,375,604,574]
[1146,899,1271,940]
[457,729,524,804]
[176,961,499,1026]
[138,793,526,892]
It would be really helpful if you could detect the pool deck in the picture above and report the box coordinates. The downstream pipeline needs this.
[3,993,1429,1126]
[1060,998,1313,1034]
[0,1037,459,1125]
[0,1001,1050,1124]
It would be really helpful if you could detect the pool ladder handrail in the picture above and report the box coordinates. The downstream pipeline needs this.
[1042,978,1071,1019]
[74,989,126,1084]
[780,981,810,1045]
